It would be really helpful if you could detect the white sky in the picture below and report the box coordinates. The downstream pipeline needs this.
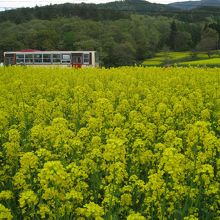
[0,0,197,10]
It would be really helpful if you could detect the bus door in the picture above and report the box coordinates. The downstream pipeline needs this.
[4,53,16,65]
[72,53,82,68]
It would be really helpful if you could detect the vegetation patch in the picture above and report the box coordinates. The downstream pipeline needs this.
[143,51,220,67]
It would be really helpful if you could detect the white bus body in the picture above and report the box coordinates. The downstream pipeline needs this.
[4,50,98,68]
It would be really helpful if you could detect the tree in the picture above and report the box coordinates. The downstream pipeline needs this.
[208,23,220,50]
[196,28,218,51]
[167,21,193,51]
[62,31,76,50]
[110,42,136,67]
[175,31,193,51]
[167,21,178,50]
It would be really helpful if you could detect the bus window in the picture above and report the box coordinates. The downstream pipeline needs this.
[25,54,33,63]
[62,54,71,63]
[83,53,90,64]
[43,54,51,63]
[34,54,42,63]
[52,54,61,63]
[16,54,24,64]
[62,54,70,59]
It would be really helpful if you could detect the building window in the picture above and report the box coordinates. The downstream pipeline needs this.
[43,54,51,63]
[52,54,61,63]
[25,54,33,63]
[16,54,24,64]
[83,53,90,64]
[34,54,42,63]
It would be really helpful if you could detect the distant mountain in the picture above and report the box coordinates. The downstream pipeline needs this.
[169,0,220,10]
[169,1,201,10]
[98,0,176,12]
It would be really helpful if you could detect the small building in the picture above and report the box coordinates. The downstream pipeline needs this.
[4,50,98,67]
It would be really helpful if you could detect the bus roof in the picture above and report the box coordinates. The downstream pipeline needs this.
[4,50,96,55]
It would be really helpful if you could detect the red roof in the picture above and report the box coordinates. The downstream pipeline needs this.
[19,49,41,52]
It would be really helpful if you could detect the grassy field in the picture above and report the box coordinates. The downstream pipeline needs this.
[181,58,220,66]
[143,51,220,67]
[0,67,219,219]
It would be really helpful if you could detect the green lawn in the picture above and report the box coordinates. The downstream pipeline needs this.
[143,51,220,67]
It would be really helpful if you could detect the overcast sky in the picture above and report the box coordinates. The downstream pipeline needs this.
[0,0,196,9]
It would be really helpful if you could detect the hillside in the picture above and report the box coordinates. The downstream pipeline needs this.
[0,0,220,25]
[98,0,176,12]
[0,0,177,24]
[169,1,202,10]
[0,3,130,24]
[170,0,220,10]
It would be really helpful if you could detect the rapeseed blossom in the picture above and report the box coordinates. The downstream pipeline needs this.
[0,66,219,219]
[0,204,13,220]
[0,191,13,201]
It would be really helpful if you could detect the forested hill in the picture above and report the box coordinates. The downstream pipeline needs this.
[98,0,175,12]
[0,0,175,24]
[0,3,130,24]
[170,0,220,10]
[1,0,220,66]
[1,0,220,24]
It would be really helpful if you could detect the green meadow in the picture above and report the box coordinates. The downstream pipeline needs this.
[143,51,220,67]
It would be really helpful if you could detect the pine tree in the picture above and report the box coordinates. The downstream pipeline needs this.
[168,21,178,50]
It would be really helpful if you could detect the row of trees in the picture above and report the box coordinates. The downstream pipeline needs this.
[0,13,219,66]
[169,20,220,52]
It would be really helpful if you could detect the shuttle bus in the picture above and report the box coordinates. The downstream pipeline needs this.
[4,50,98,67]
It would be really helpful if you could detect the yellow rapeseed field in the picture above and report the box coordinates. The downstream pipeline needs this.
[0,66,219,219]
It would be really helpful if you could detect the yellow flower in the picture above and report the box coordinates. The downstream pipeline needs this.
[20,152,39,171]
[184,214,198,220]
[37,204,53,219]
[38,161,69,190]
[120,193,132,206]
[127,212,146,220]
[0,191,13,201]
[65,189,83,203]
[13,171,30,190]
[8,128,20,143]
[76,202,104,219]
[0,204,13,220]
[19,190,38,215]
[19,190,38,208]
